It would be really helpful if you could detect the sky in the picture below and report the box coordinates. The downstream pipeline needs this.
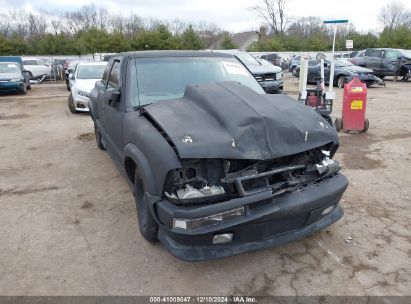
[0,0,409,33]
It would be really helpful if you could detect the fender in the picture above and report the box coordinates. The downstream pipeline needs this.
[88,99,96,121]
[123,142,158,195]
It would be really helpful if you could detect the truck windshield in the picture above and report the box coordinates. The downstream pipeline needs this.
[76,65,106,79]
[130,57,264,106]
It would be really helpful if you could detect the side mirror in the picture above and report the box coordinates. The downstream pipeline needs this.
[109,89,121,104]
[69,73,74,80]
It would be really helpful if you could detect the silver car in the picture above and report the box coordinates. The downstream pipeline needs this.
[68,62,107,113]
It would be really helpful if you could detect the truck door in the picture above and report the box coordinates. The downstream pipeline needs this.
[101,59,124,161]
[382,49,400,76]
[365,49,383,74]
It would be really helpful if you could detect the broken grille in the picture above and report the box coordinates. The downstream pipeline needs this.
[253,73,276,82]
[222,164,305,196]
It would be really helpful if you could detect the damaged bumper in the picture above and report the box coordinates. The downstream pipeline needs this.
[151,173,348,261]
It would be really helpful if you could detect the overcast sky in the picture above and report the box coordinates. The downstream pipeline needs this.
[0,0,410,33]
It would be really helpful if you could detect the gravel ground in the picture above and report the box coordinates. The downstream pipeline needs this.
[0,76,410,296]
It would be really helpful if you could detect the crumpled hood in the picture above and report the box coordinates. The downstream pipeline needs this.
[143,82,339,160]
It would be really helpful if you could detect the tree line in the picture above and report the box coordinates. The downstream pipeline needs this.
[0,5,222,55]
[0,1,410,56]
[248,0,411,51]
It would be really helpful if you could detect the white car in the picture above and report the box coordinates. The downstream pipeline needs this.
[68,62,107,113]
[21,57,51,79]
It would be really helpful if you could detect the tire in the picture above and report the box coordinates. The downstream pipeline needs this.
[27,83,31,90]
[364,118,369,132]
[134,170,158,242]
[20,83,27,94]
[68,93,77,114]
[291,66,297,77]
[337,76,346,88]
[94,122,105,150]
[379,75,385,80]
[335,117,343,132]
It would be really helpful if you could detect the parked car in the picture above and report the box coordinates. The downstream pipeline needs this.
[21,57,51,79]
[361,48,411,79]
[64,60,82,91]
[216,50,283,93]
[289,55,313,76]
[67,61,107,113]
[0,62,30,94]
[88,51,348,261]
[348,50,366,66]
[0,56,30,90]
[259,53,289,70]
[297,59,384,88]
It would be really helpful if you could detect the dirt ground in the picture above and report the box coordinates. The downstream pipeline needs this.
[0,76,410,296]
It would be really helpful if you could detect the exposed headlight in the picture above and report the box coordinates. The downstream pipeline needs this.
[276,72,282,80]
[316,151,341,175]
[10,78,22,82]
[75,89,90,98]
[173,206,245,231]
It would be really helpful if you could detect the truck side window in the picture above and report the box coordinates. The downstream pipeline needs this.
[108,61,120,89]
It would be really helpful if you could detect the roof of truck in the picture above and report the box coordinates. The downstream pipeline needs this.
[116,50,235,59]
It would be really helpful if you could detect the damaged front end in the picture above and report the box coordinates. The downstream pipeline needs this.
[142,82,348,261]
[153,142,348,261]
[164,143,339,207]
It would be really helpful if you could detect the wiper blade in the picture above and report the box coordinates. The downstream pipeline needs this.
[132,103,152,111]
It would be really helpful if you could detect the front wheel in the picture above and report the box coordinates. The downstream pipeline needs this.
[20,83,27,94]
[291,66,297,77]
[135,170,158,242]
[68,93,77,114]
[94,122,105,150]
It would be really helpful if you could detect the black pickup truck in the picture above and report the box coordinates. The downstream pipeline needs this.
[89,51,348,261]
[359,48,411,80]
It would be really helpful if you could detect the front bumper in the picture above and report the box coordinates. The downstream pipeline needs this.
[0,81,24,93]
[259,80,283,94]
[72,93,90,112]
[152,173,348,261]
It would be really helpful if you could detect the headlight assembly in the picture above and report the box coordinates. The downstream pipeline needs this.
[76,89,90,98]
[173,206,245,231]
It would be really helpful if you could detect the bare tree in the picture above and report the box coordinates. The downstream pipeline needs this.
[377,1,411,30]
[252,0,291,36]
[287,17,323,38]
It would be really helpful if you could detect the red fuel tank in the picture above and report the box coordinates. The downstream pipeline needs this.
[336,77,369,132]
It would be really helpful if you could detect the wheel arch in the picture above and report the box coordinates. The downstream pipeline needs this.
[123,143,158,195]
